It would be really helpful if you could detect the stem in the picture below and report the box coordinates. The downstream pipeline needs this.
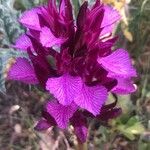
[77,141,87,150]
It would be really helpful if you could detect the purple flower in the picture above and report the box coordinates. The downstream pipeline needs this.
[8,0,137,142]
[34,99,121,142]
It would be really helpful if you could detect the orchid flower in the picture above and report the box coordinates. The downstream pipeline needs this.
[8,0,137,143]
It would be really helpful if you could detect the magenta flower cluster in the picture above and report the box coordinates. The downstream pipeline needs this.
[8,0,137,142]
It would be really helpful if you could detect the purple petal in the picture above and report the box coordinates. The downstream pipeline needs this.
[98,49,137,78]
[34,119,51,131]
[92,0,101,9]
[87,5,104,33]
[71,112,88,143]
[59,0,74,21]
[27,29,40,41]
[111,77,136,94]
[77,1,88,30]
[98,37,118,57]
[40,27,66,48]
[19,7,41,31]
[102,77,117,91]
[75,125,87,143]
[59,0,66,14]
[74,85,108,116]
[12,34,32,51]
[46,101,77,129]
[98,108,122,121]
[8,58,38,84]
[100,6,120,35]
[46,74,83,105]
[27,36,57,87]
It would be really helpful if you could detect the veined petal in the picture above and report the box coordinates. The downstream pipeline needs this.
[40,27,66,48]
[46,101,77,129]
[111,77,137,94]
[8,58,38,84]
[74,85,108,116]
[100,6,120,35]
[98,49,137,78]
[46,74,83,105]
[100,24,114,36]
[19,7,41,31]
[12,34,32,51]
[99,37,117,50]
[98,37,118,57]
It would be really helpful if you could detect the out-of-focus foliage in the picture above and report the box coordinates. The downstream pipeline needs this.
[0,0,23,46]
[0,0,48,92]
[103,0,133,41]
[0,49,27,92]
[14,0,47,10]
[0,0,26,92]
[116,116,145,140]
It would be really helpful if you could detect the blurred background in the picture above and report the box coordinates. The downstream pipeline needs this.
[0,0,150,149]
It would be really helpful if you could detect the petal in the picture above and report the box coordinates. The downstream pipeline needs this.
[100,6,121,35]
[46,74,83,105]
[100,24,115,36]
[77,1,88,30]
[34,119,51,131]
[98,49,137,78]
[40,27,66,49]
[92,0,101,9]
[46,101,77,129]
[19,7,41,31]
[102,77,117,91]
[12,34,32,51]
[87,5,104,32]
[27,37,57,87]
[74,85,108,116]
[28,30,40,41]
[59,0,74,21]
[8,58,38,84]
[98,37,118,57]
[111,77,136,94]
[98,108,122,121]
[75,125,88,143]
[70,112,88,143]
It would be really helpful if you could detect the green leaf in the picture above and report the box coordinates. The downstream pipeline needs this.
[126,122,145,135]
[126,116,139,126]
[117,116,145,140]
